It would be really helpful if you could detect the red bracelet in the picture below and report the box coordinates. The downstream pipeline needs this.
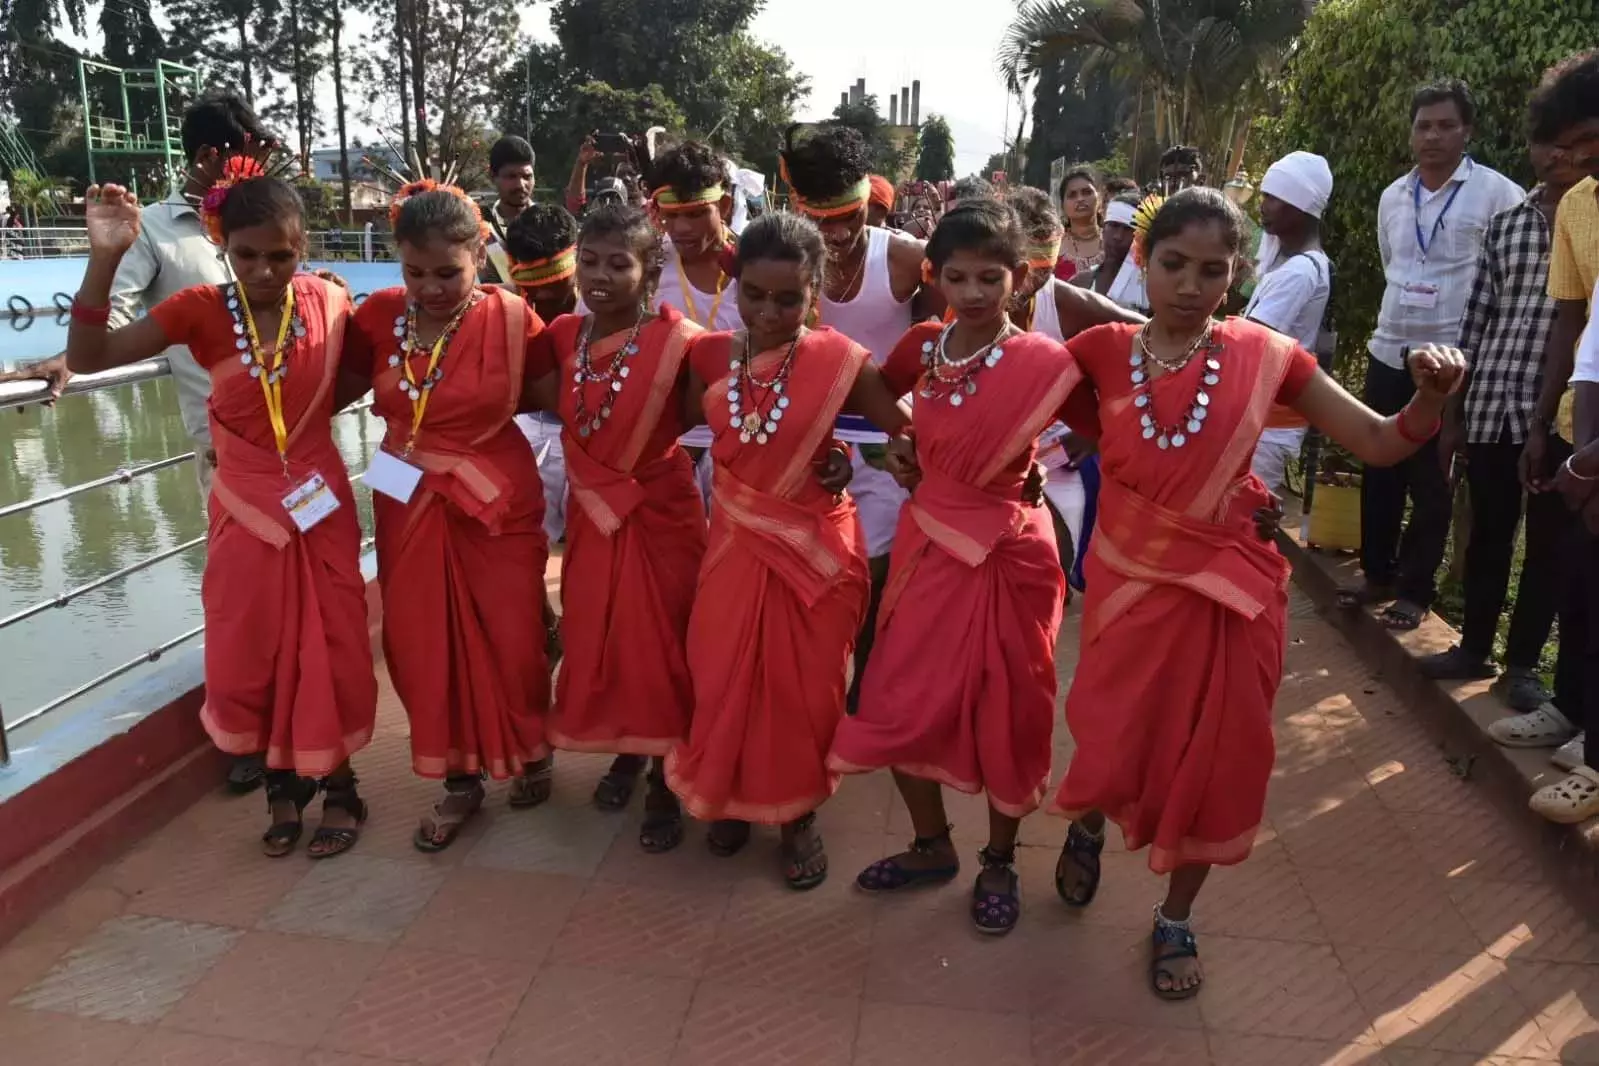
[1396,404,1440,444]
[70,298,112,327]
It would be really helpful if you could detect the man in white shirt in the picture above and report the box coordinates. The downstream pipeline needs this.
[1245,151,1334,493]
[1349,80,1525,630]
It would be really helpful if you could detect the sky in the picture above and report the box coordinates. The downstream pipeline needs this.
[60,0,1019,178]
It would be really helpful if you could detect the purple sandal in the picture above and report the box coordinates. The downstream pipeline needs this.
[971,846,1020,936]
[855,827,960,892]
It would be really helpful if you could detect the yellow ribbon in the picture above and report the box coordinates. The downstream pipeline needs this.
[400,300,473,454]
[235,283,296,468]
[654,185,726,213]
[675,254,728,328]
[511,246,578,288]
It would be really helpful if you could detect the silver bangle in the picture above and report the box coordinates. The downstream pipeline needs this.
[1564,456,1599,483]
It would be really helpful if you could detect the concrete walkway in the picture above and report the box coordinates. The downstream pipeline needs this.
[2,590,1597,1064]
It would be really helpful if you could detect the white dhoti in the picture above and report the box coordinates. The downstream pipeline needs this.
[1251,425,1307,496]
[516,413,568,542]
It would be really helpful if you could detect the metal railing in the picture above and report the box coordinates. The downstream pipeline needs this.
[0,360,382,764]
[0,227,92,261]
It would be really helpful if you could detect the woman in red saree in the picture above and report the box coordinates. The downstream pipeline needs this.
[536,204,708,852]
[1048,189,1465,999]
[831,200,1083,935]
[667,211,912,890]
[342,182,552,852]
[66,175,377,859]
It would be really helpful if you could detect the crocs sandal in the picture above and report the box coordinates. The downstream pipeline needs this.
[1150,909,1203,1001]
[970,846,1021,936]
[855,827,960,892]
[1553,732,1586,773]
[1055,821,1105,907]
[1530,766,1599,824]
[1488,705,1576,749]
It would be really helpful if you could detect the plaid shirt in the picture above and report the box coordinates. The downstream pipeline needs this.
[1457,189,1557,444]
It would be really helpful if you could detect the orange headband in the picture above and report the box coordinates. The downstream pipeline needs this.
[511,246,577,288]
[1027,230,1064,269]
[390,179,492,243]
[780,157,871,219]
[653,185,725,214]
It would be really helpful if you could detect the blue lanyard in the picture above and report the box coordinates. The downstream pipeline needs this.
[1413,158,1470,261]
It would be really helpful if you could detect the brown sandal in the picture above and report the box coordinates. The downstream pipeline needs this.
[415,779,485,852]
[509,756,554,809]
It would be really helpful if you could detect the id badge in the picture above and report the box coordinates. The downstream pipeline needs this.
[1400,283,1439,309]
[363,448,424,503]
[282,472,341,532]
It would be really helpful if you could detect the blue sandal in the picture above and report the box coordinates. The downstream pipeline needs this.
[1150,909,1203,1000]
[1055,821,1105,907]
[970,846,1020,936]
[855,827,960,892]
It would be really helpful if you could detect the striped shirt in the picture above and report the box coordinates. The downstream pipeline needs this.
[1457,190,1556,444]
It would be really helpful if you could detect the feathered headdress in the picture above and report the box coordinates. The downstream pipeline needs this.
[1130,193,1165,270]
[191,137,292,246]
[362,145,488,242]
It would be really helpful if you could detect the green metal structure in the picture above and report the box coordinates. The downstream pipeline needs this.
[0,117,44,179]
[77,58,202,198]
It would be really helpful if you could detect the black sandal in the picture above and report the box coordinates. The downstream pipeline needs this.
[1055,821,1105,907]
[781,813,828,891]
[1378,599,1426,631]
[308,774,368,860]
[1336,580,1392,609]
[639,779,684,854]
[971,845,1021,936]
[1150,908,1203,1000]
[228,752,267,795]
[707,819,751,857]
[261,772,319,858]
[414,776,485,853]
[855,826,960,892]
[593,755,646,811]
[508,756,554,809]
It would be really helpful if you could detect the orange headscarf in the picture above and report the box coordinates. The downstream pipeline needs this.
[868,175,895,211]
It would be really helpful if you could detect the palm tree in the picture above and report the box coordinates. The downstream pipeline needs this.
[998,0,1312,179]
[7,169,58,227]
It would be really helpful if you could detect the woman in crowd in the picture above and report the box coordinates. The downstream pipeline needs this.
[830,199,1083,934]
[1075,193,1150,314]
[667,211,911,889]
[342,181,552,852]
[1049,188,1464,999]
[1054,165,1105,281]
[66,170,377,858]
[537,203,707,849]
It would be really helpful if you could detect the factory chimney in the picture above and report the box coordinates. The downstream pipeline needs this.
[889,94,899,125]
[900,87,910,128]
[911,80,921,127]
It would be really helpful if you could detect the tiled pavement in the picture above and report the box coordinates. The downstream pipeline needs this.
[5,591,1599,1064]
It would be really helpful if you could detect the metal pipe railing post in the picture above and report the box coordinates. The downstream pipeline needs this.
[0,697,10,767]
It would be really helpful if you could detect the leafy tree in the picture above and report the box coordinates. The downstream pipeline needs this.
[1269,0,1599,383]
[830,95,913,178]
[709,35,807,176]
[1024,52,1122,189]
[0,0,90,172]
[915,114,956,182]
[163,0,283,107]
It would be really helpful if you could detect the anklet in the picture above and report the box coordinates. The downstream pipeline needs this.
[1154,903,1192,929]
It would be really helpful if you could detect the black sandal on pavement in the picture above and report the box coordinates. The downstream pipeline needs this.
[261,772,319,858]
[639,777,685,853]
[971,846,1021,935]
[228,752,267,795]
[308,774,368,860]
[707,819,751,857]
[1150,906,1204,1001]
[508,755,555,809]
[1055,821,1106,907]
[593,754,646,811]
[781,813,828,891]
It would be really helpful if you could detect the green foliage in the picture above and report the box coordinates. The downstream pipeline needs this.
[1023,53,1121,188]
[6,167,57,225]
[915,114,956,183]
[1269,0,1599,385]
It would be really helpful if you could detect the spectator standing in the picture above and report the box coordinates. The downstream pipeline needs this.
[1421,134,1580,710]
[1344,80,1525,630]
[481,135,536,283]
[1244,151,1334,494]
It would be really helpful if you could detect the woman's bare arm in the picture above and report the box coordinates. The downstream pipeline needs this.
[843,360,912,436]
[1292,345,1465,467]
[66,254,176,373]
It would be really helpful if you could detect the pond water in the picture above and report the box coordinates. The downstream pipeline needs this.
[0,259,402,733]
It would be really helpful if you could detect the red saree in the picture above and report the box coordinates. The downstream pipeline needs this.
[830,324,1079,816]
[349,288,549,779]
[666,328,871,824]
[1050,319,1317,873]
[150,277,376,775]
[545,306,708,755]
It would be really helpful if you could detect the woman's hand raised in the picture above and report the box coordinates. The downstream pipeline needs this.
[83,184,143,258]
[1407,344,1467,398]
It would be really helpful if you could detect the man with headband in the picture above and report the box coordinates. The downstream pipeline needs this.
[505,203,581,543]
[1244,151,1335,493]
[779,123,941,712]
[1075,193,1149,313]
